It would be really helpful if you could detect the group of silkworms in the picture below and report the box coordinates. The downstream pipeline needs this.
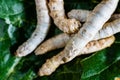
[15,0,120,76]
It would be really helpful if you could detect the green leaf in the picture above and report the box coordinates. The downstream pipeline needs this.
[0,19,21,80]
[0,0,24,17]
[8,68,36,80]
[81,44,120,80]
[81,60,120,80]
[0,0,25,25]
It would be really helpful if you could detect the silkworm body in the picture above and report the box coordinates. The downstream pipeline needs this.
[39,0,119,76]
[15,0,51,57]
[68,9,120,22]
[48,0,81,33]
[35,17,120,55]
